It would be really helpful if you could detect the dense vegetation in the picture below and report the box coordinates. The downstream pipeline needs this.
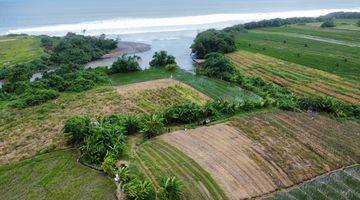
[48,33,117,65]
[109,55,141,74]
[191,29,236,58]
[321,20,335,28]
[149,51,177,68]
[0,33,116,107]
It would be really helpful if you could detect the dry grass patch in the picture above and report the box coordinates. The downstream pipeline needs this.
[227,50,360,104]
[0,79,210,165]
[162,111,360,199]
[115,78,210,112]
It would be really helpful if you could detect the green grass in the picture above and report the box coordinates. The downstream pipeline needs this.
[135,139,228,200]
[0,35,43,67]
[110,68,258,101]
[0,149,116,200]
[235,29,360,81]
[260,21,360,44]
[266,165,360,200]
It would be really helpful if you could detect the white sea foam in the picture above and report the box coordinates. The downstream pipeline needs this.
[7,8,360,36]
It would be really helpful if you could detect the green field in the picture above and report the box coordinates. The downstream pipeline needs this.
[235,24,360,81]
[0,150,115,200]
[134,139,227,200]
[0,35,43,67]
[266,165,360,200]
[111,68,257,101]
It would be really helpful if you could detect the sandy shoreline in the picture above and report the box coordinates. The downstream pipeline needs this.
[86,41,151,68]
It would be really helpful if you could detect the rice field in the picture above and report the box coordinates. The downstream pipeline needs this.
[234,29,360,81]
[228,50,360,104]
[0,150,116,200]
[266,165,360,200]
[162,111,360,199]
[135,139,228,200]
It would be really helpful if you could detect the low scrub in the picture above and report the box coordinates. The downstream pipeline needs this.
[13,88,59,108]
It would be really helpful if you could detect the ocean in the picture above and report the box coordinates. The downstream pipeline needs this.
[1,0,360,70]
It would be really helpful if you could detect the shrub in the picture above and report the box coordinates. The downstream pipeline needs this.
[140,114,164,138]
[191,29,236,59]
[81,124,126,164]
[13,88,59,108]
[163,101,204,124]
[149,51,176,68]
[157,177,183,200]
[64,115,91,144]
[101,152,117,175]
[165,63,178,72]
[123,179,155,200]
[109,55,141,74]
[321,20,335,28]
[358,20,360,27]
[102,115,141,135]
[201,53,236,80]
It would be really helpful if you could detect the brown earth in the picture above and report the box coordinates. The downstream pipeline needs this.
[161,111,360,199]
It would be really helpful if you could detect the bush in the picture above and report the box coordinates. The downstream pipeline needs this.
[81,124,126,164]
[165,63,178,72]
[64,115,91,144]
[191,29,236,59]
[157,177,183,200]
[201,53,236,80]
[102,115,142,135]
[149,51,176,68]
[163,101,204,124]
[141,114,164,138]
[358,20,360,27]
[109,55,141,74]
[321,20,335,28]
[101,152,117,175]
[13,88,59,108]
[123,179,155,200]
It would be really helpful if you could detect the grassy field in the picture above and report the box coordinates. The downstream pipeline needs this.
[0,35,43,67]
[234,27,360,81]
[266,165,360,200]
[162,111,360,199]
[228,50,360,104]
[0,79,211,164]
[134,139,228,200]
[0,149,116,200]
[111,68,257,101]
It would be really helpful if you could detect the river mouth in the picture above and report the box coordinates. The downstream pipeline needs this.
[86,41,151,68]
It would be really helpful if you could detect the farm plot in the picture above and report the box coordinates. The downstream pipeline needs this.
[161,111,360,199]
[266,165,360,200]
[0,80,209,164]
[234,30,360,81]
[115,78,210,112]
[0,150,115,200]
[228,50,360,104]
[135,139,227,200]
[110,68,257,101]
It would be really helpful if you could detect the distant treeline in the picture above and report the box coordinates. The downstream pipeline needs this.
[224,11,360,32]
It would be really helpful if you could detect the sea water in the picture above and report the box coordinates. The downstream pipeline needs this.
[1,0,360,71]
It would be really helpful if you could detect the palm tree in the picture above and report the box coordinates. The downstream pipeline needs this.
[157,176,183,200]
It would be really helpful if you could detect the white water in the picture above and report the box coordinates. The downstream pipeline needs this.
[6,8,360,36]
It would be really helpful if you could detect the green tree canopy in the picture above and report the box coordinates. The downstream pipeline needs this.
[191,29,236,59]
[149,51,176,68]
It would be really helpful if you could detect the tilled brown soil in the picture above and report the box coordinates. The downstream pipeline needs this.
[161,111,360,199]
